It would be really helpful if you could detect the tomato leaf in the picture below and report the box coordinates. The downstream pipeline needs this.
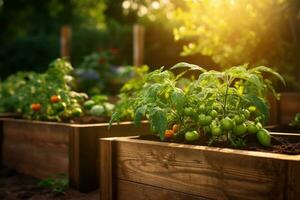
[250,66,286,86]
[244,94,269,124]
[149,107,168,140]
[171,62,206,72]
[171,88,185,112]
[133,105,147,126]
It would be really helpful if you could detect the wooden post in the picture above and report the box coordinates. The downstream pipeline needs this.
[133,24,145,66]
[60,25,72,59]
[100,138,114,200]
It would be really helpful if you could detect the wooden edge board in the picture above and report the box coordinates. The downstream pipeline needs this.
[99,135,300,161]
[0,118,148,128]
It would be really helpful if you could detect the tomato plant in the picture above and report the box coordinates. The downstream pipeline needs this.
[110,65,149,123]
[111,62,285,148]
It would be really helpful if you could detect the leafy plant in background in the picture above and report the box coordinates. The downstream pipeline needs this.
[110,65,149,122]
[290,113,300,127]
[83,95,115,117]
[75,48,135,95]
[0,72,37,113]
[0,59,87,121]
[38,174,68,195]
[113,62,285,147]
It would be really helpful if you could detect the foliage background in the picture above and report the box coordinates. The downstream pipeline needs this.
[0,0,299,91]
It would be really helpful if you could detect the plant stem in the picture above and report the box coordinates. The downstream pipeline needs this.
[223,74,229,117]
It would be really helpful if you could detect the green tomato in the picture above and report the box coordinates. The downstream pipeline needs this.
[83,100,95,110]
[185,131,199,142]
[234,115,245,125]
[184,107,194,116]
[210,110,218,118]
[257,129,271,147]
[53,102,66,112]
[90,105,105,116]
[211,126,222,136]
[72,108,82,117]
[199,104,206,113]
[220,117,233,131]
[104,102,115,112]
[247,123,259,134]
[212,103,222,111]
[199,114,212,126]
[233,123,247,135]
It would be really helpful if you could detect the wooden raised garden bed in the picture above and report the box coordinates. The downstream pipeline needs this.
[0,118,149,192]
[99,134,300,200]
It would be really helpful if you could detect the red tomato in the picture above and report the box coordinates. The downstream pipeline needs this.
[31,103,41,112]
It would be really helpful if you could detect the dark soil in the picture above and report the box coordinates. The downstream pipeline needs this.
[266,125,300,133]
[69,115,110,124]
[0,167,99,200]
[138,133,300,155]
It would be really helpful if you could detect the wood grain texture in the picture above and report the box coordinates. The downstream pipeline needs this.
[278,93,300,125]
[100,138,114,200]
[69,121,150,192]
[116,179,207,200]
[100,136,300,200]
[1,119,70,179]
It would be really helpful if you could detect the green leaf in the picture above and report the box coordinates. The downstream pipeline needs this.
[244,94,269,123]
[134,106,147,126]
[149,108,168,140]
[250,66,286,86]
[171,88,185,112]
[171,62,207,72]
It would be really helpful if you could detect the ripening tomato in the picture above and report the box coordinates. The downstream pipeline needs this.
[31,103,41,112]
[172,124,180,133]
[50,95,61,103]
[165,129,174,139]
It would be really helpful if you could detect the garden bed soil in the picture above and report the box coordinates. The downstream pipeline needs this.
[99,133,300,200]
[0,166,98,200]
[138,133,300,155]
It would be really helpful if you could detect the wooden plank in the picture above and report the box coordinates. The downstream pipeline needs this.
[100,138,114,200]
[2,120,69,179]
[286,160,300,199]
[116,179,207,200]
[0,120,3,165]
[279,93,300,125]
[60,25,72,59]
[133,24,145,66]
[69,122,150,192]
[106,137,300,200]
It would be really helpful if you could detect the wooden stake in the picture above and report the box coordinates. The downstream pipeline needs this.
[133,24,145,66]
[60,25,72,59]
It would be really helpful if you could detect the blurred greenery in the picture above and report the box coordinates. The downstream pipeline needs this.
[122,0,300,91]
[1,0,299,92]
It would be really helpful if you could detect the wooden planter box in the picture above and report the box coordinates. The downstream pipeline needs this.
[0,118,149,192]
[99,134,300,200]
